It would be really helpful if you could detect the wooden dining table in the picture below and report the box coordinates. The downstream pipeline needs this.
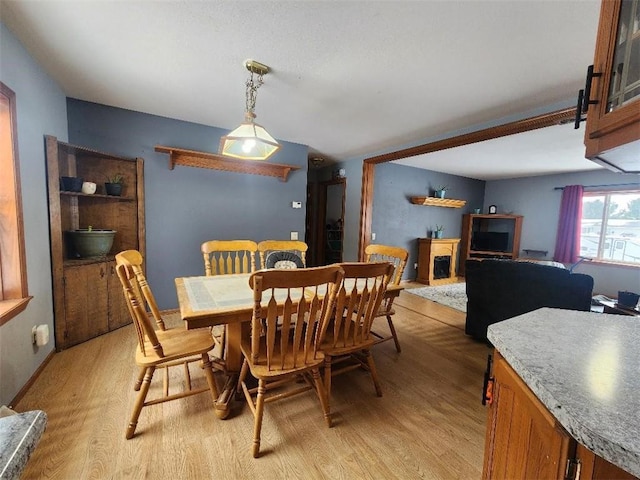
[175,272,404,419]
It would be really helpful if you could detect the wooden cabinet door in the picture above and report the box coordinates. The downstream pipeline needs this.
[107,261,131,330]
[483,353,571,480]
[577,444,638,480]
[584,0,640,171]
[62,263,109,348]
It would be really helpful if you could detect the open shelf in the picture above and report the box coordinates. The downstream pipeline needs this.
[60,191,134,201]
[155,145,300,182]
[410,196,467,208]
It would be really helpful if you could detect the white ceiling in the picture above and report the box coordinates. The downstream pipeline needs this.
[1,0,605,179]
[393,122,601,180]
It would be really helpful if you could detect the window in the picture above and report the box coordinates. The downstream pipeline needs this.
[580,190,640,266]
[0,81,31,325]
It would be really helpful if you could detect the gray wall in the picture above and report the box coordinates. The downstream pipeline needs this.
[0,22,68,406]
[67,99,308,309]
[485,170,640,296]
[372,163,485,278]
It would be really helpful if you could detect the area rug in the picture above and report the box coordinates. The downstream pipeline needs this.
[405,282,467,312]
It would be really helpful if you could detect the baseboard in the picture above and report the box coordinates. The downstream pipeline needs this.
[9,349,55,408]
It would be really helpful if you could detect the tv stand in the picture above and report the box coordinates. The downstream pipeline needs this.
[459,214,523,275]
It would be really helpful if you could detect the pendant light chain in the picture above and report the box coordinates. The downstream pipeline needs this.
[245,69,264,115]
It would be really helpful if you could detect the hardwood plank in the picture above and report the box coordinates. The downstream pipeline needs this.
[16,292,489,479]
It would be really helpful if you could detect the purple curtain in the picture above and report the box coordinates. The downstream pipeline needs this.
[553,185,584,264]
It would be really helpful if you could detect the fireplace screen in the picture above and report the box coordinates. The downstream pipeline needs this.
[433,255,451,279]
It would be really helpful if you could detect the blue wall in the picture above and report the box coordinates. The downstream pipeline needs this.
[0,22,67,406]
[67,99,309,309]
[372,163,485,278]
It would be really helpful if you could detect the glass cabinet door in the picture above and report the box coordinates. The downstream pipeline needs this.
[607,0,640,112]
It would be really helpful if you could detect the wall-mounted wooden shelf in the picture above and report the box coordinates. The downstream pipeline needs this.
[410,196,467,208]
[155,145,300,182]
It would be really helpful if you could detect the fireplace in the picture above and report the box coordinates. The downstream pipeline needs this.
[416,238,461,285]
[433,255,451,280]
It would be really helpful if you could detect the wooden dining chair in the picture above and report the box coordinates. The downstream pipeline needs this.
[238,264,344,457]
[364,244,408,352]
[201,239,258,275]
[257,240,308,269]
[201,240,259,365]
[321,262,394,403]
[115,250,219,439]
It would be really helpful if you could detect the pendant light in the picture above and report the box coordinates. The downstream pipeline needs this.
[219,59,280,160]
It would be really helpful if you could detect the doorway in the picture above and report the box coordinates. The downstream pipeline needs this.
[306,177,346,265]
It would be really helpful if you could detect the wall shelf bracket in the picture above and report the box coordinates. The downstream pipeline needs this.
[155,145,300,182]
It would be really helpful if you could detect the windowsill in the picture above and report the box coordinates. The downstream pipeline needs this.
[0,297,33,327]
[583,260,640,270]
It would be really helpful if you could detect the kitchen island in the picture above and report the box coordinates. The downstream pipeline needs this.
[0,409,47,479]
[484,307,639,479]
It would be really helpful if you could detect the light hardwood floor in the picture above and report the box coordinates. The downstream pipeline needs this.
[16,284,491,479]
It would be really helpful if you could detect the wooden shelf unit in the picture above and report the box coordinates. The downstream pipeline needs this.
[410,196,467,208]
[155,145,300,182]
[46,135,145,350]
[459,214,523,276]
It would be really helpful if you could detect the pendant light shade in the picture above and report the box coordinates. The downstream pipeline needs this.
[219,113,280,160]
[220,59,280,161]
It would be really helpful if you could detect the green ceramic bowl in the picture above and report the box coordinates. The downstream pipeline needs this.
[68,229,116,257]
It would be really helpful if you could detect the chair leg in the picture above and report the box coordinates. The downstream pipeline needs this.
[201,353,219,401]
[311,368,332,428]
[323,356,332,404]
[126,366,155,439]
[386,315,401,353]
[364,350,383,397]
[134,366,146,391]
[237,358,249,395]
[252,379,266,458]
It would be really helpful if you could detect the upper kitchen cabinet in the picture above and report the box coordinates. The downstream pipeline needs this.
[582,0,640,173]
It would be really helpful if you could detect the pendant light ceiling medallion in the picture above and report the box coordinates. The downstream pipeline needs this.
[219,59,280,161]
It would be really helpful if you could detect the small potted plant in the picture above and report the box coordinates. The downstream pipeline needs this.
[105,174,123,196]
[433,225,444,239]
[434,185,448,198]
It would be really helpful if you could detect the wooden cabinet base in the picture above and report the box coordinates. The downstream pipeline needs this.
[484,352,638,479]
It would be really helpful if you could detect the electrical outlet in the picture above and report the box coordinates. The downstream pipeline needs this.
[290,231,299,240]
[372,233,376,241]
[414,263,418,269]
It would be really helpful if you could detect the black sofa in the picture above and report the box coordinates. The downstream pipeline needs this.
[465,259,594,342]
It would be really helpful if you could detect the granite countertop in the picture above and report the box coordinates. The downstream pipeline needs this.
[0,410,47,480]
[488,308,640,478]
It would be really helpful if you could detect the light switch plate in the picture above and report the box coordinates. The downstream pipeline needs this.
[290,231,299,240]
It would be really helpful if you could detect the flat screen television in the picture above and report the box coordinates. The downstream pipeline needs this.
[471,231,509,252]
